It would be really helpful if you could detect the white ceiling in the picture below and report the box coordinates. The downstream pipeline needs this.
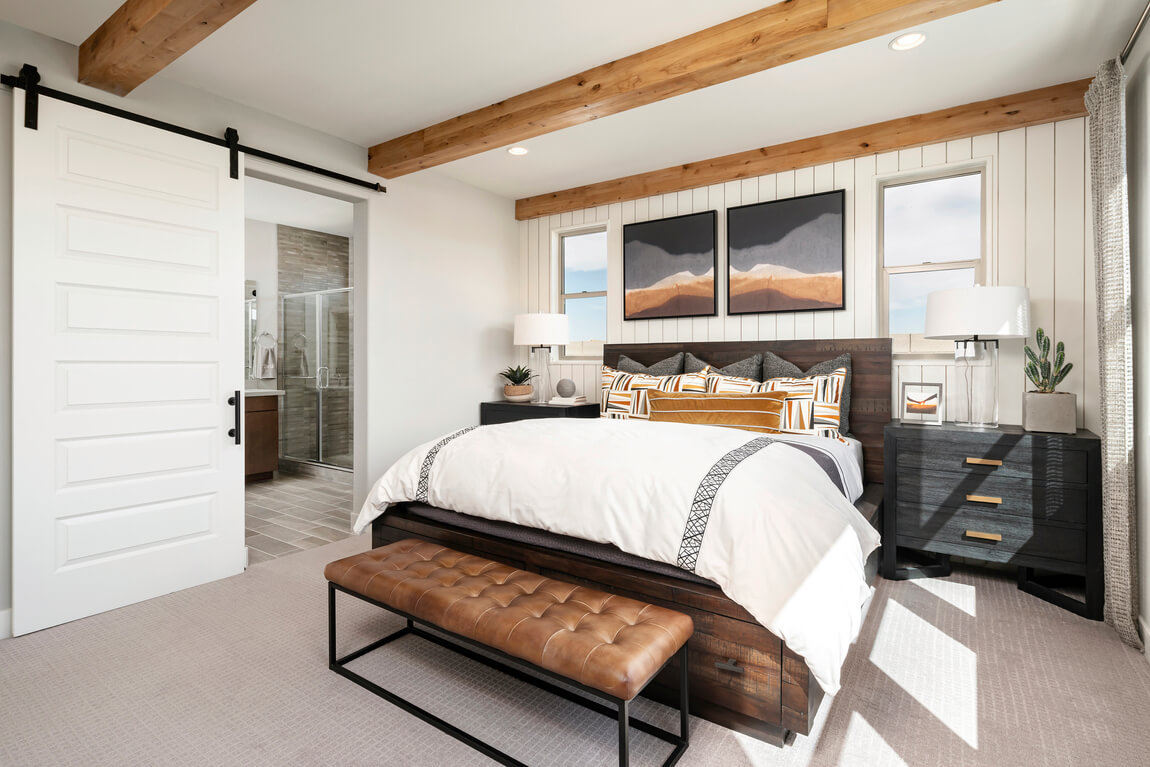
[244,176,354,237]
[0,0,1142,200]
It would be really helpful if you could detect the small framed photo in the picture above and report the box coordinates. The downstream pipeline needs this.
[901,381,944,425]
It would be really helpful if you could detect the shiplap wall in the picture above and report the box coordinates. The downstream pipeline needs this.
[518,118,1099,433]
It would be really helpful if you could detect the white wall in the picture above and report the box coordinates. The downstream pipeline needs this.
[0,21,519,626]
[1126,34,1150,649]
[244,219,279,390]
[365,170,519,476]
[520,121,1100,441]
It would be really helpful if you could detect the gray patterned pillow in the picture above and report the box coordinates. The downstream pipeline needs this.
[684,352,763,381]
[616,352,685,376]
[762,351,853,435]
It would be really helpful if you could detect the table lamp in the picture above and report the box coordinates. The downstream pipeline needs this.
[513,313,569,404]
[924,285,1030,428]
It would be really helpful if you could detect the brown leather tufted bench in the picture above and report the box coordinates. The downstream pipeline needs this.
[325,538,694,766]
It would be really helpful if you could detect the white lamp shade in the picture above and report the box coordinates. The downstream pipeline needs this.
[924,286,1030,340]
[513,313,569,346]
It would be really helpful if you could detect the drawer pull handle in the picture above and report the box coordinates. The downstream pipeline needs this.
[965,457,1003,467]
[715,658,744,674]
[966,494,1002,504]
[965,529,1003,542]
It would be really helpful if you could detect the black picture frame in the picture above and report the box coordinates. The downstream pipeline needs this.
[623,210,717,321]
[726,189,846,316]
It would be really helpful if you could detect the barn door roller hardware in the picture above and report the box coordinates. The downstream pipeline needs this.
[1,63,385,193]
[3,63,40,129]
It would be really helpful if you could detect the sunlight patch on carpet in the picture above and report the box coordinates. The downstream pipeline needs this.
[908,576,977,617]
[869,599,978,748]
[839,712,910,767]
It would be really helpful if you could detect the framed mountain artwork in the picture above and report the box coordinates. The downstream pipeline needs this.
[727,189,845,315]
[623,210,717,320]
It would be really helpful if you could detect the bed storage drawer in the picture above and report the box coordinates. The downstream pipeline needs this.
[683,613,782,723]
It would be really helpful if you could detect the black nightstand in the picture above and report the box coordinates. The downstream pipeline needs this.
[883,420,1102,619]
[480,400,600,425]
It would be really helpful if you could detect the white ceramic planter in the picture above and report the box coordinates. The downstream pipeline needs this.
[1022,391,1077,434]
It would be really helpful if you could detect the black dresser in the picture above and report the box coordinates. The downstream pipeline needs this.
[883,421,1102,619]
[480,400,600,425]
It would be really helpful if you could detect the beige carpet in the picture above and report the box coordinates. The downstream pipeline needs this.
[1,534,1148,767]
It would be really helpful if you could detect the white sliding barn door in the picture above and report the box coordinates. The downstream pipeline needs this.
[11,94,245,635]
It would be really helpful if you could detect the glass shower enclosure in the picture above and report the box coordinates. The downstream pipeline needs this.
[281,288,353,470]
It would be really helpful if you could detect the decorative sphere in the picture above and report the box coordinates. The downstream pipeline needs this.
[556,378,576,397]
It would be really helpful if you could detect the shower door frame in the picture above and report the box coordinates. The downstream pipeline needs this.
[281,286,353,470]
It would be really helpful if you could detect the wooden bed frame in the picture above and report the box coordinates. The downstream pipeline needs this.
[371,338,892,746]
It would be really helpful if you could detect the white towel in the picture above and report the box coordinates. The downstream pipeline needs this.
[256,345,277,379]
[252,334,277,379]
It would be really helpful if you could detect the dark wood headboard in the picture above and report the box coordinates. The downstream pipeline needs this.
[603,338,892,485]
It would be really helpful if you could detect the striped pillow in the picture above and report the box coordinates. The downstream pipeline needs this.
[704,370,761,394]
[600,367,709,420]
[647,390,787,434]
[759,367,848,438]
[705,367,848,438]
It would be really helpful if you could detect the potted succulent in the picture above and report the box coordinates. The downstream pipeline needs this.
[500,365,534,402]
[1023,328,1076,434]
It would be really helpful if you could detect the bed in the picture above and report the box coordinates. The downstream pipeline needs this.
[366,338,892,746]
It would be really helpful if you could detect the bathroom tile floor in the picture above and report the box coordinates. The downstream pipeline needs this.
[245,473,355,564]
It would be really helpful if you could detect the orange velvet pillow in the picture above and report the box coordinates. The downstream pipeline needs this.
[646,390,788,434]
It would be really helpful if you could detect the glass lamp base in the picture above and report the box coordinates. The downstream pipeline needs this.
[530,347,552,404]
[952,340,999,428]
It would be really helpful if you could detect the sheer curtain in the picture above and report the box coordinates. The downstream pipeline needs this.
[1085,59,1143,649]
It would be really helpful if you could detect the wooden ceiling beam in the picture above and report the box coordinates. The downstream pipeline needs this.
[515,79,1090,220]
[367,0,1000,179]
[79,0,260,97]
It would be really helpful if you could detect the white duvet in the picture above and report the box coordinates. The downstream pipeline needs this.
[354,418,881,694]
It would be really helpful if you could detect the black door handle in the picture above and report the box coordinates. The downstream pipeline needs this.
[227,390,241,445]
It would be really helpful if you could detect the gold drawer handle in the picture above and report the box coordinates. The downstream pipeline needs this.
[965,530,1003,542]
[965,457,1003,466]
[966,494,1002,504]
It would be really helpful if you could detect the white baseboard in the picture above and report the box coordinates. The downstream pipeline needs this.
[0,608,11,639]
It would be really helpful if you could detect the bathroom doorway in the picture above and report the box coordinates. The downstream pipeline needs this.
[243,175,358,563]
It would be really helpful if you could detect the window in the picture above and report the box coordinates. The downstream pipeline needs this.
[880,171,984,353]
[559,228,608,359]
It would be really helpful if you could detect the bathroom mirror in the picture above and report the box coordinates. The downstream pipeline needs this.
[245,298,258,379]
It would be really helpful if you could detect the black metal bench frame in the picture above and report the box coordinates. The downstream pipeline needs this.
[328,581,690,767]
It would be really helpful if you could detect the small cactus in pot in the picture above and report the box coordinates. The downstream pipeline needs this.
[500,365,535,402]
[1024,328,1072,392]
[1023,328,1076,434]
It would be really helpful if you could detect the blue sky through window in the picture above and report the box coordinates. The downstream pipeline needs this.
[884,173,981,334]
[888,267,975,334]
[562,230,607,353]
[884,173,981,267]
[565,295,606,344]
[563,231,607,293]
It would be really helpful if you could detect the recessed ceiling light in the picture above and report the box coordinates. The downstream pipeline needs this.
[889,32,926,51]
[507,146,529,156]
